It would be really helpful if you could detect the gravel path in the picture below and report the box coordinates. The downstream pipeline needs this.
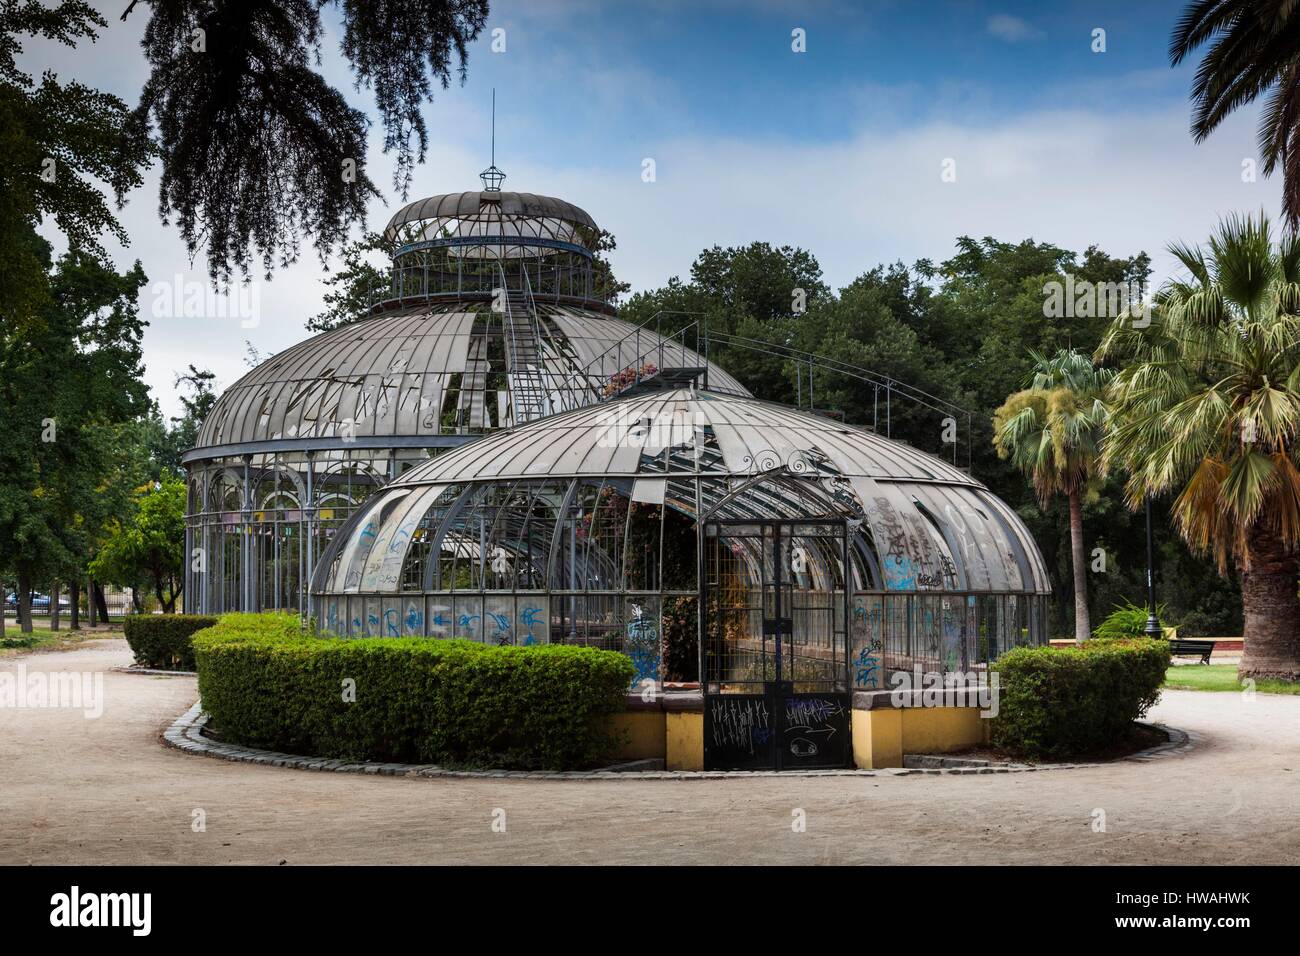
[2,640,1297,865]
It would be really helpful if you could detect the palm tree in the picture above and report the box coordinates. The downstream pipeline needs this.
[1170,1,1300,227]
[994,350,1112,642]
[1101,212,1300,681]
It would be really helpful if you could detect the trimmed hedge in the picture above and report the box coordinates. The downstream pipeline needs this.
[123,614,218,670]
[192,613,636,769]
[991,637,1171,759]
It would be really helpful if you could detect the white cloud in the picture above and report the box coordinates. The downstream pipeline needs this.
[987,14,1041,43]
[61,100,1279,422]
[20,10,1280,422]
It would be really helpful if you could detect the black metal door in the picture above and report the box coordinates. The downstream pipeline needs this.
[702,520,851,770]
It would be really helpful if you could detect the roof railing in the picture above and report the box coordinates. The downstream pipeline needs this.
[344,278,975,468]
[540,310,972,469]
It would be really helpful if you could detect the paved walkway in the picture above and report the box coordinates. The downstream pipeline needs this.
[2,640,1297,865]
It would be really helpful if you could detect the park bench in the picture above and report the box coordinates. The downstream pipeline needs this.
[1168,638,1215,665]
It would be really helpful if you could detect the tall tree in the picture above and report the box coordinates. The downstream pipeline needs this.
[156,365,217,472]
[0,0,154,319]
[994,350,1112,641]
[1102,212,1300,680]
[125,0,489,282]
[1171,0,1300,227]
[89,477,186,612]
[0,243,149,631]
[620,242,830,405]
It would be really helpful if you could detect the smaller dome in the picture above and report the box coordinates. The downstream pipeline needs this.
[316,387,1051,597]
[383,191,600,250]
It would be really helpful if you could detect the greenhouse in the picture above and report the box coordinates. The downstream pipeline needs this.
[309,382,1051,768]
[182,171,1052,771]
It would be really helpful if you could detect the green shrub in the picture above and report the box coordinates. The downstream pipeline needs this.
[991,637,1171,759]
[1093,601,1170,638]
[122,614,218,670]
[193,613,636,769]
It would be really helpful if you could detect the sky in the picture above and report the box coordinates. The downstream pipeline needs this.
[20,0,1282,419]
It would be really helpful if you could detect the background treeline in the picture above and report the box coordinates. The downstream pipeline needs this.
[616,239,1241,639]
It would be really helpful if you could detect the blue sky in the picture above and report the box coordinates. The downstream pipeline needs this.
[22,1,1278,417]
[447,2,1190,154]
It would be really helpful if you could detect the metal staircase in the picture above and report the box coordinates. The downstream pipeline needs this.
[500,266,550,425]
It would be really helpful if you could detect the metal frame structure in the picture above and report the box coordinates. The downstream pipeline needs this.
[309,385,1052,701]
[186,176,1053,681]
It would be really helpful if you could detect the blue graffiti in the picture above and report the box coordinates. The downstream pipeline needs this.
[486,612,512,645]
[388,527,411,553]
[405,606,423,633]
[431,612,450,628]
[520,605,544,645]
[625,616,660,689]
[855,647,880,688]
[883,555,916,590]
[384,608,399,636]
[458,613,480,630]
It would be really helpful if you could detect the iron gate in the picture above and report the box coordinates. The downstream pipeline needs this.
[702,519,852,770]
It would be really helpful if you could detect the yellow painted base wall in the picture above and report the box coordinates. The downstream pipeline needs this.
[665,712,704,771]
[853,707,989,769]
[604,704,986,772]
[608,711,667,761]
[598,707,702,769]
[900,707,988,755]
[851,708,901,770]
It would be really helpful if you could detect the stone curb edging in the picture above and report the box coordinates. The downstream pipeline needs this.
[161,702,1195,781]
[112,665,196,677]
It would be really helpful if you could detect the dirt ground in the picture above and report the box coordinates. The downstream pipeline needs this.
[2,639,1297,865]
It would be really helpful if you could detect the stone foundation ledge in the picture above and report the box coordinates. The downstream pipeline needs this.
[161,700,1193,780]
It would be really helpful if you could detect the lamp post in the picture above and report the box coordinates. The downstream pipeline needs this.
[1143,497,1162,638]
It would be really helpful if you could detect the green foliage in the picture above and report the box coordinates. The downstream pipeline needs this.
[590,228,631,305]
[1170,1,1300,226]
[1163,663,1300,695]
[126,0,488,281]
[993,349,1112,506]
[193,614,637,769]
[0,1,156,307]
[1093,602,1168,638]
[0,245,151,629]
[305,231,391,332]
[991,638,1171,758]
[1100,212,1300,676]
[122,613,217,670]
[156,367,217,474]
[1101,212,1300,572]
[89,478,187,611]
[0,5,156,630]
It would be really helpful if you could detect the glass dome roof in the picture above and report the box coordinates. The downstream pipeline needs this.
[185,305,748,462]
[383,190,600,254]
[314,387,1051,597]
